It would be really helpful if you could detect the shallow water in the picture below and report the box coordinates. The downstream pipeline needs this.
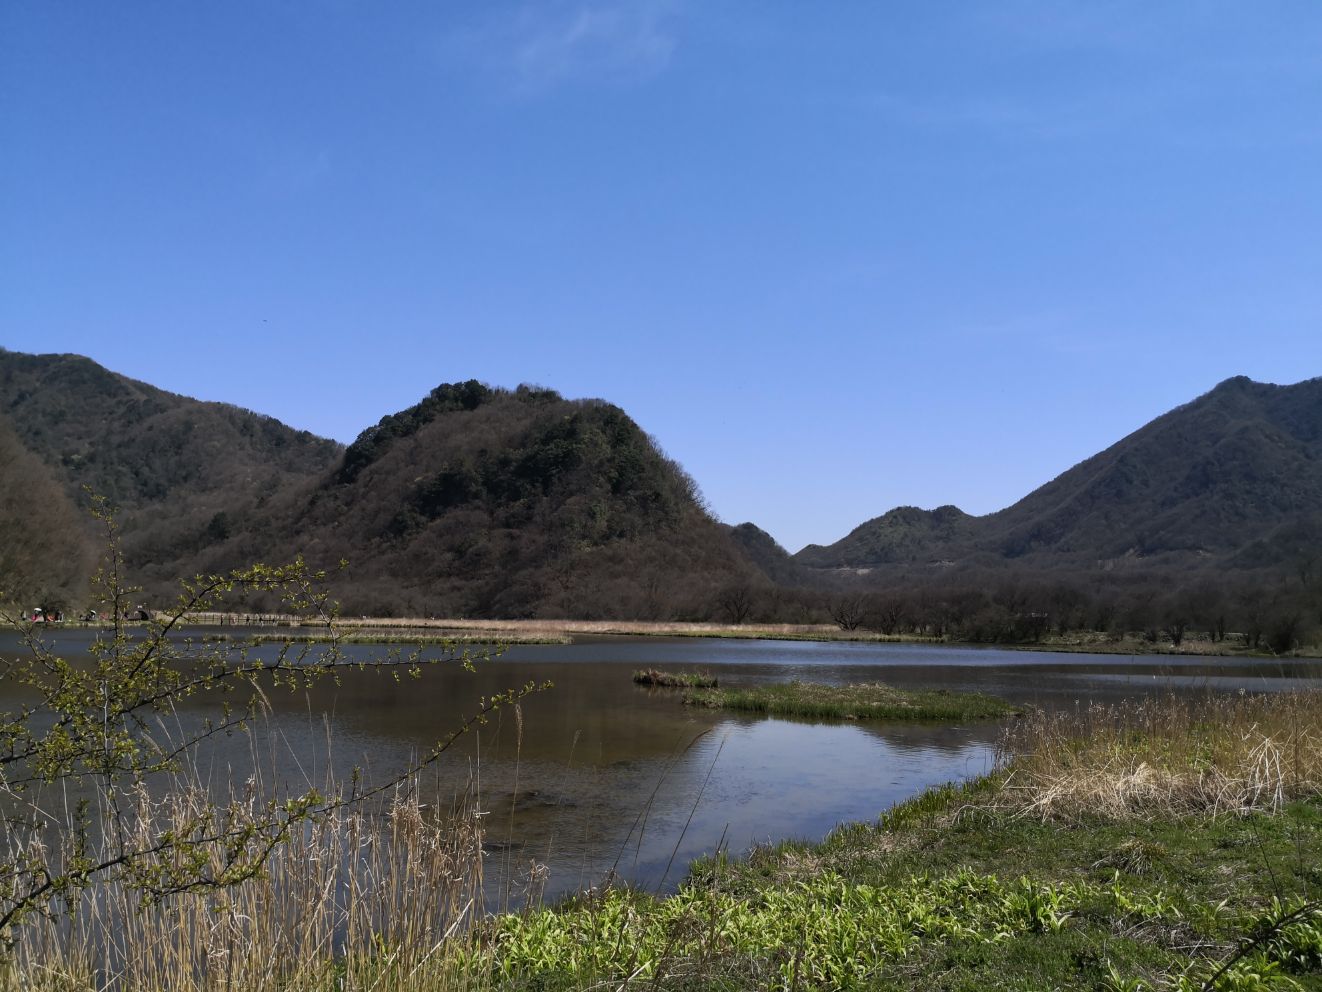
[4,629,1319,903]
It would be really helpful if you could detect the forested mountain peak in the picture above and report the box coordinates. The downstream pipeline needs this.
[335,380,554,483]
[195,380,753,617]
[796,375,1322,572]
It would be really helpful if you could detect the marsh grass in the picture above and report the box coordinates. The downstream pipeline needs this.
[683,680,1017,722]
[0,761,493,991]
[208,630,569,646]
[194,616,937,645]
[631,669,718,688]
[11,689,1322,990]
[998,690,1322,821]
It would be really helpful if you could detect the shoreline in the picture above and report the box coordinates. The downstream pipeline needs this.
[31,613,1318,659]
[472,690,1322,989]
[149,613,1317,660]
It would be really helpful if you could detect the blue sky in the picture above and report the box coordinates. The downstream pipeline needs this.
[3,2,1320,553]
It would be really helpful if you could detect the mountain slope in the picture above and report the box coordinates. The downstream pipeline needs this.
[204,381,755,618]
[725,522,810,586]
[6,350,1317,616]
[797,376,1322,572]
[0,348,343,570]
[0,412,91,609]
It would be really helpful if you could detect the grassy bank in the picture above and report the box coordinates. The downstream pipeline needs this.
[479,788,1322,990]
[335,619,1318,658]
[206,629,570,646]
[476,690,1322,990]
[328,618,1317,657]
[10,692,1322,989]
[27,613,1320,657]
[176,614,939,645]
[682,680,1018,722]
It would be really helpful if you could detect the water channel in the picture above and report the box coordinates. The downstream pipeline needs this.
[5,630,1321,905]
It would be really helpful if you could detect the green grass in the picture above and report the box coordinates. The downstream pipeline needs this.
[632,668,719,688]
[474,783,1322,990]
[682,679,1018,722]
[470,692,1322,991]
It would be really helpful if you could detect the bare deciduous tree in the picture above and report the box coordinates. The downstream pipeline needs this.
[828,595,866,631]
[716,583,754,625]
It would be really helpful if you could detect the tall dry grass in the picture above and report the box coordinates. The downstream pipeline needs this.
[997,690,1322,821]
[0,768,493,992]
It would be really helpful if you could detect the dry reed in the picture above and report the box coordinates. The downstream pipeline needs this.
[0,765,492,991]
[996,690,1322,821]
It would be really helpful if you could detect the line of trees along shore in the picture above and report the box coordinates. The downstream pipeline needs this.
[709,567,1321,653]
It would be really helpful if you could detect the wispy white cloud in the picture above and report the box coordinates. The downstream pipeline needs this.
[445,1,680,95]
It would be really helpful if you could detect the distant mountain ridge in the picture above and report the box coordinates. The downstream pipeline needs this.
[2,350,1318,618]
[796,375,1322,573]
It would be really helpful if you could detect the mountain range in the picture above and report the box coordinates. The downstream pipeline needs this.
[1,347,1318,619]
[795,375,1322,578]
[0,350,753,616]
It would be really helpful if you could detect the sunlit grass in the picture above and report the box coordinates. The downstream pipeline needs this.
[997,690,1322,820]
[476,690,1322,991]
[11,692,1322,990]
[0,764,490,991]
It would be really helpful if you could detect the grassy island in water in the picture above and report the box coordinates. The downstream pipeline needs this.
[678,678,1019,722]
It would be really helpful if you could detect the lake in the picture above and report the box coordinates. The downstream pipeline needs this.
[5,629,1321,905]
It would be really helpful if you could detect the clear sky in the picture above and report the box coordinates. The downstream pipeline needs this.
[3,3,1320,553]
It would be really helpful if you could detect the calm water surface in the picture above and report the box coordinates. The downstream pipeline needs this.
[5,630,1320,903]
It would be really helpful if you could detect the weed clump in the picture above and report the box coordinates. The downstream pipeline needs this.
[632,668,718,688]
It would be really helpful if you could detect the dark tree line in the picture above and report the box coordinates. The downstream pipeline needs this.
[702,566,1320,654]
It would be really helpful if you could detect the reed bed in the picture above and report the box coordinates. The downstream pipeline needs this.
[631,668,718,688]
[0,771,492,991]
[337,618,845,639]
[208,630,569,646]
[238,616,928,644]
[683,680,1017,722]
[996,690,1322,821]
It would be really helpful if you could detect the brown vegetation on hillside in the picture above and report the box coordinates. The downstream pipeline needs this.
[0,414,91,611]
[1,350,1319,642]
